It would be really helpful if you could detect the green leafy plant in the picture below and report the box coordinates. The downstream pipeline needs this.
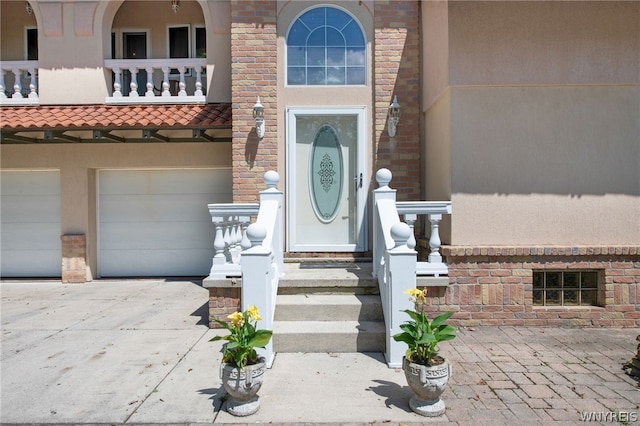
[209,305,272,368]
[393,288,456,366]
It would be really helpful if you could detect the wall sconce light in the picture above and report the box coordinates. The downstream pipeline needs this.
[25,1,33,15]
[170,0,180,13]
[253,96,265,139]
[387,95,401,137]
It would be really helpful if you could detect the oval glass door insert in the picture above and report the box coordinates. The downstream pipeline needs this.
[309,124,343,223]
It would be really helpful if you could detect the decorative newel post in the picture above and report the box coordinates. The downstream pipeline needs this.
[385,222,417,367]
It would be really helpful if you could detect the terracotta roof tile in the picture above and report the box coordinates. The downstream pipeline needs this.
[0,104,232,130]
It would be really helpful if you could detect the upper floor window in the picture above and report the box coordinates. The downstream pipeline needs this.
[286,6,366,86]
[26,28,37,60]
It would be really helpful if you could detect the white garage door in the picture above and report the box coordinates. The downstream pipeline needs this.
[1,170,62,277]
[98,168,231,277]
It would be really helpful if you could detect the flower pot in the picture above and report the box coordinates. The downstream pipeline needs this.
[402,356,451,417]
[219,357,266,416]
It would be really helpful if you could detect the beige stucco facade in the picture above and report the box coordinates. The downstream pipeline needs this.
[423,1,640,245]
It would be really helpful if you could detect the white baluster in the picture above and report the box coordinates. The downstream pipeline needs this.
[428,214,443,264]
[112,67,122,97]
[27,67,37,99]
[194,66,203,96]
[177,66,187,97]
[161,66,171,96]
[128,67,139,97]
[212,222,226,265]
[230,218,242,265]
[404,213,417,250]
[222,221,233,263]
[11,68,23,99]
[145,66,154,97]
[0,69,7,99]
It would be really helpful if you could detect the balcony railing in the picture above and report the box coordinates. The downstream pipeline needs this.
[0,61,39,106]
[104,58,206,104]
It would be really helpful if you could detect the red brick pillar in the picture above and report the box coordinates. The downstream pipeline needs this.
[374,0,421,201]
[230,0,277,203]
[60,234,87,283]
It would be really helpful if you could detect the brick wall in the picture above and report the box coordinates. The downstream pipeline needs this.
[60,234,87,283]
[208,285,241,328]
[374,0,421,201]
[231,0,277,203]
[421,245,640,327]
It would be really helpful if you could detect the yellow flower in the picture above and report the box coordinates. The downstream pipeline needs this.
[404,287,426,303]
[246,305,262,322]
[228,311,245,329]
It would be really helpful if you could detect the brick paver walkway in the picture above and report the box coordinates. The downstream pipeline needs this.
[440,326,639,425]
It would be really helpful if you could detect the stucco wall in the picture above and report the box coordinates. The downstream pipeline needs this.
[422,1,640,246]
[448,1,640,85]
[450,85,639,245]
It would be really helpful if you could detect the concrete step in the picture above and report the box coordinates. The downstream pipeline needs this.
[279,262,378,294]
[274,262,385,354]
[273,320,385,353]
[275,294,383,322]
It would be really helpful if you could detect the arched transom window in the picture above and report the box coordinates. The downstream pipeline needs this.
[286,6,366,86]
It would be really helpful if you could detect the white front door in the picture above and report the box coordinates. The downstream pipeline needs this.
[287,107,367,252]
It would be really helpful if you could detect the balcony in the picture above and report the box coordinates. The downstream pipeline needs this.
[104,58,206,105]
[0,61,39,106]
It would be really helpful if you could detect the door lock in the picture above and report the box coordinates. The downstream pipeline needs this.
[355,173,363,190]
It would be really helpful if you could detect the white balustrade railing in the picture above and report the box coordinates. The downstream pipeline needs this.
[104,58,206,104]
[372,168,452,367]
[207,171,284,367]
[397,201,452,277]
[207,203,259,279]
[0,61,39,105]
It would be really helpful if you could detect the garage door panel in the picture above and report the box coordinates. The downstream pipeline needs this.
[99,169,232,195]
[100,249,212,277]
[100,222,212,250]
[1,195,62,222]
[99,193,223,222]
[1,250,61,276]
[1,172,61,195]
[98,168,230,277]
[1,223,61,250]
[0,170,61,278]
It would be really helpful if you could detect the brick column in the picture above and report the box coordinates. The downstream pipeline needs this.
[374,0,421,201]
[60,234,87,283]
[230,0,277,203]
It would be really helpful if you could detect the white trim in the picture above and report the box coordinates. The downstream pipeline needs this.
[194,25,206,58]
[116,28,151,60]
[286,106,368,252]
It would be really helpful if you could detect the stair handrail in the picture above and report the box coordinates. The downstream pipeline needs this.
[372,168,417,367]
[238,171,283,368]
[372,168,453,367]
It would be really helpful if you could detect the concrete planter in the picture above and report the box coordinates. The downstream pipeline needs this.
[402,356,451,417]
[219,357,267,416]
